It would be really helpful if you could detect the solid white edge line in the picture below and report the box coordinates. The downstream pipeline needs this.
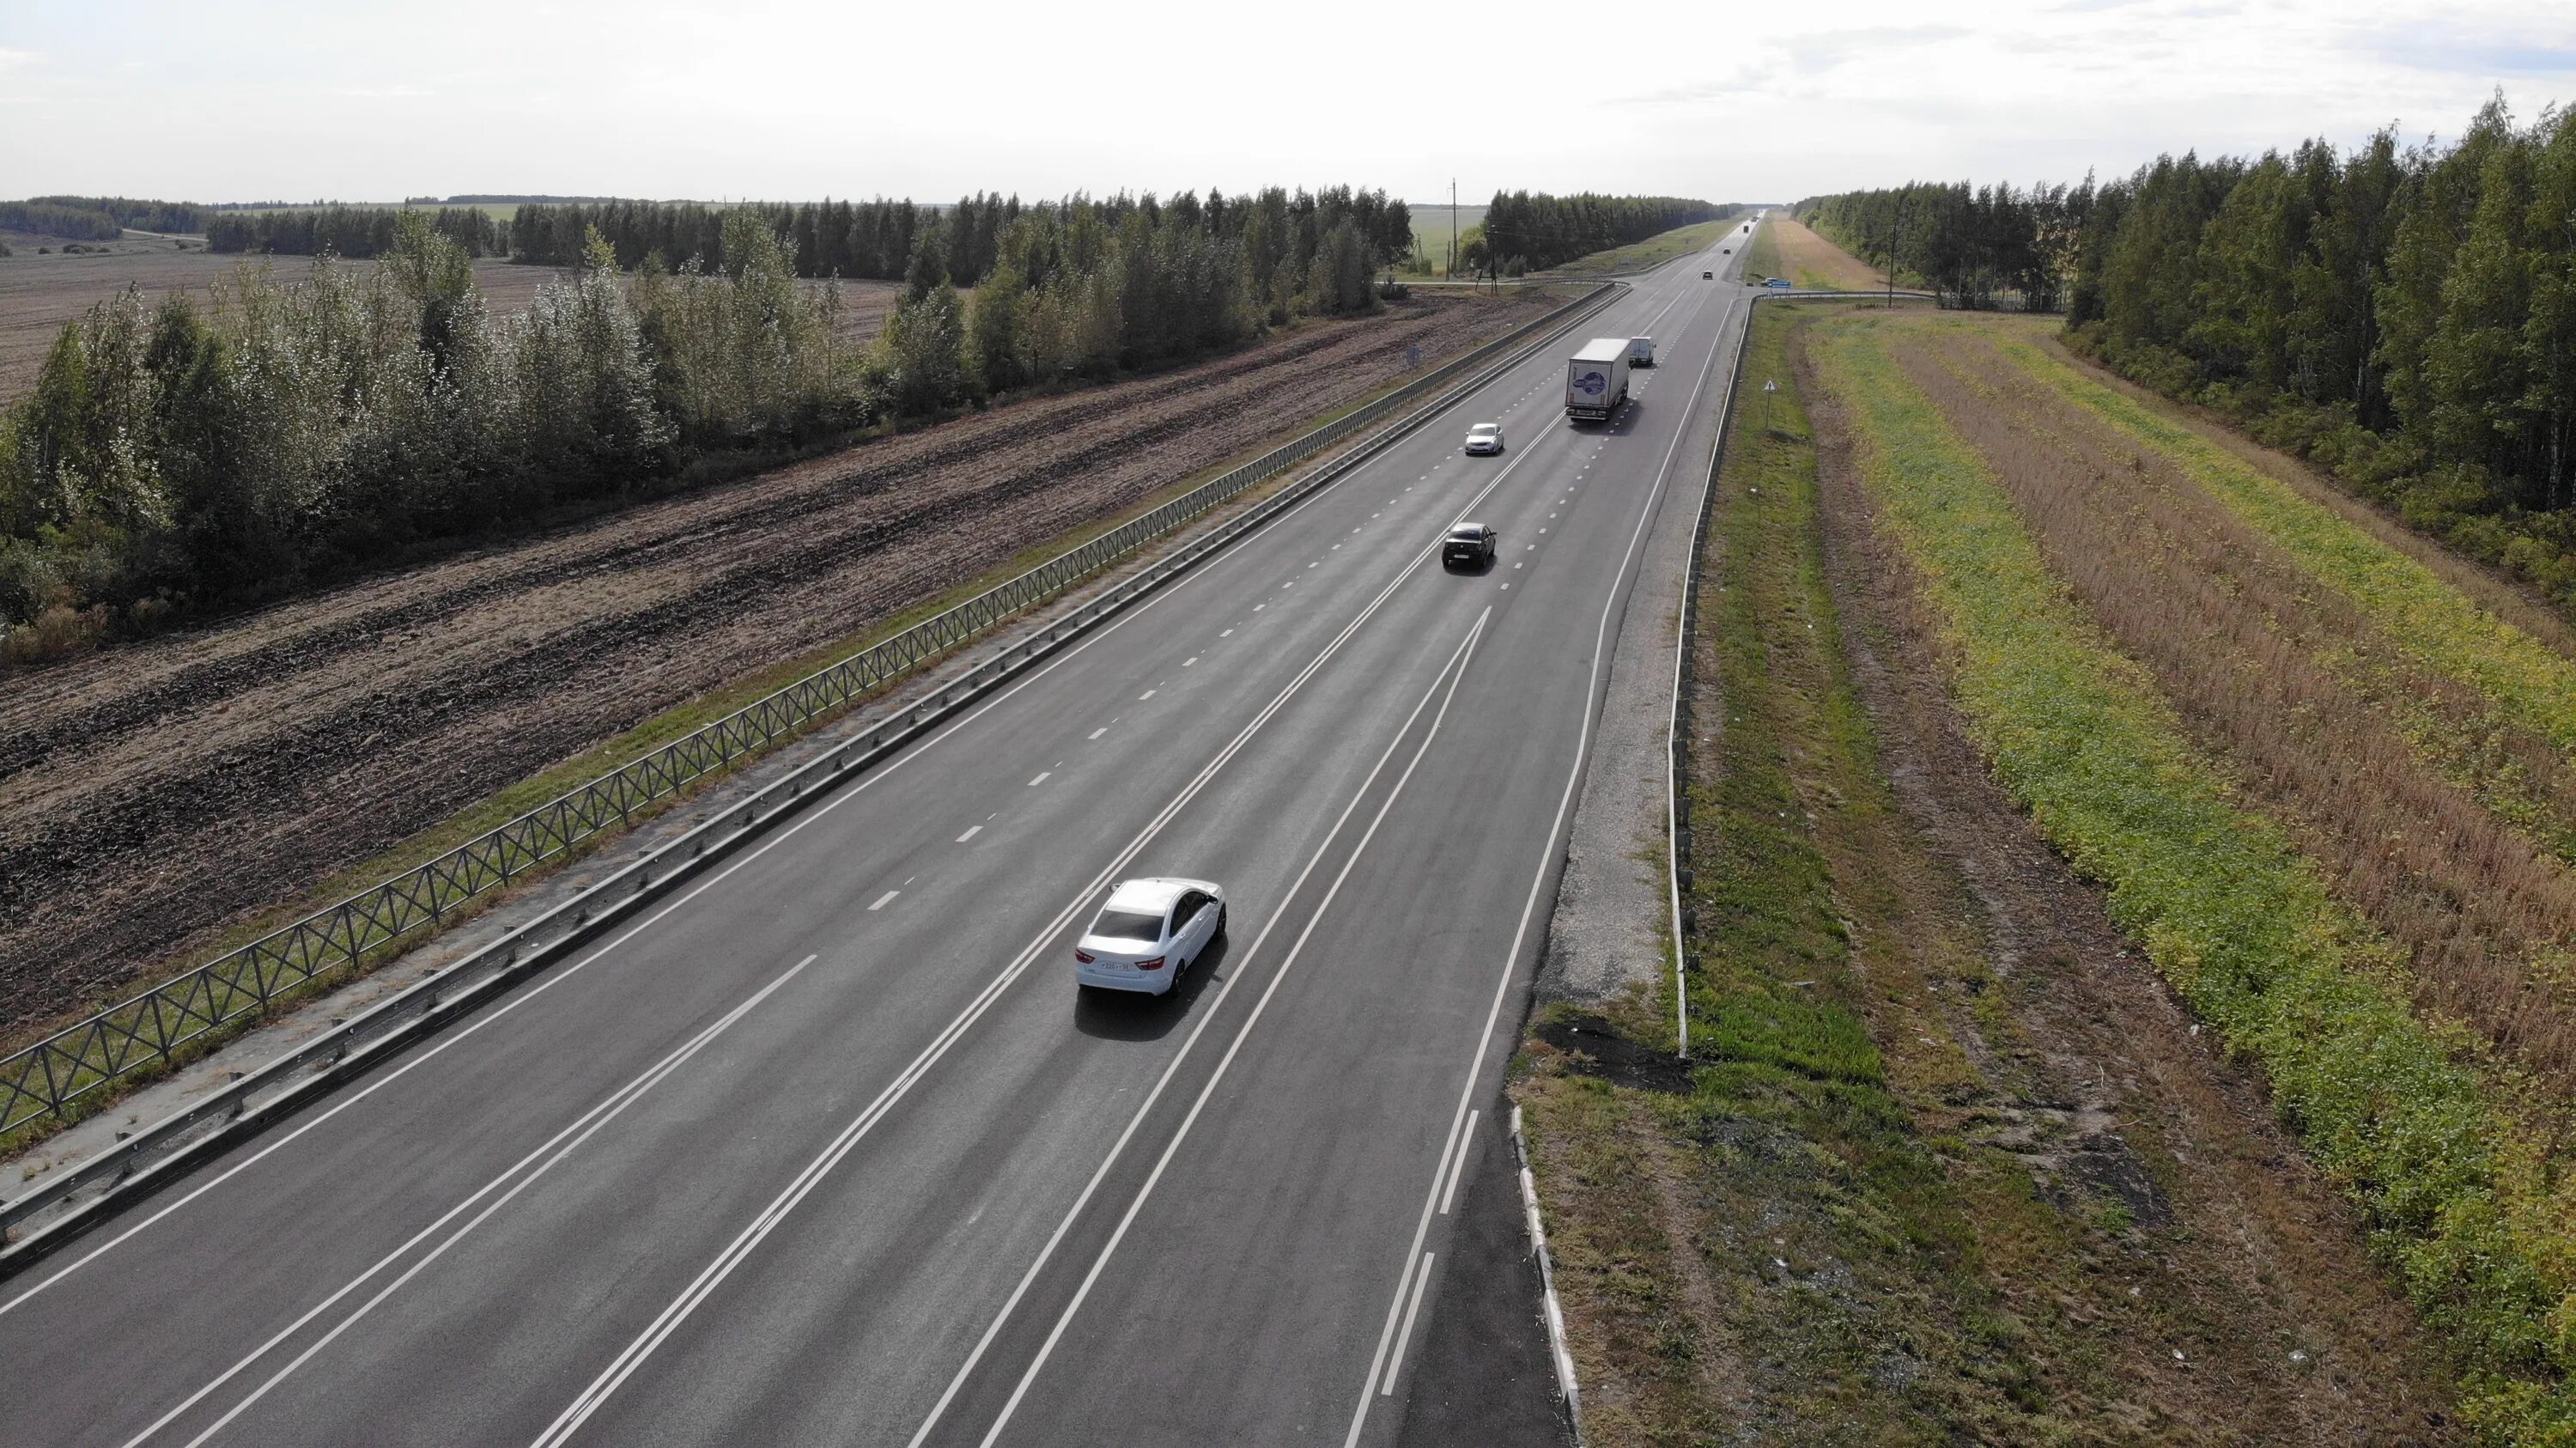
[0,341,1466,1317]
[532,417,1560,1445]
[1380,1250,1434,1396]
[913,336,1615,1447]
[963,264,1710,1448]
[124,955,815,1448]
[1668,248,1750,1056]
[899,612,1489,1448]
[963,607,1489,1448]
[1340,256,1731,1448]
[1437,1109,1477,1217]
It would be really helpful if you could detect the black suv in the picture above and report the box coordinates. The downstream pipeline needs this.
[1442,523,1498,569]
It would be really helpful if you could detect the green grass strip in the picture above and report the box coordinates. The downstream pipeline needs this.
[1992,332,2576,757]
[1815,317,2576,1441]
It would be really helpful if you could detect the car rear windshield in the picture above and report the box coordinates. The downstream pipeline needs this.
[1469,424,1498,435]
[1090,909,1165,942]
[1447,528,1481,541]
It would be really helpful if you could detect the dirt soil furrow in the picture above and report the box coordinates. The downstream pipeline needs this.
[0,289,1558,1037]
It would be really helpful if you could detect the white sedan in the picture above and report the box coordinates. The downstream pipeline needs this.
[1074,878,1227,995]
[1464,423,1504,455]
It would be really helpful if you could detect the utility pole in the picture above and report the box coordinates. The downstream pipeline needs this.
[1449,179,1457,281]
[1884,189,1907,312]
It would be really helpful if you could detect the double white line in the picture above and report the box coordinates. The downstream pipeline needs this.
[910,609,1491,1448]
[118,956,817,1448]
[533,435,1556,1445]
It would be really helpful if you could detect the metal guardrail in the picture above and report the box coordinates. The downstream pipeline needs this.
[0,282,1622,1144]
[1667,291,1771,1055]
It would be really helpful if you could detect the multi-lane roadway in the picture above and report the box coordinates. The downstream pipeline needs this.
[0,229,1752,1447]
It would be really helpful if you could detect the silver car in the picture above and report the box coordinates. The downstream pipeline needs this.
[1464,422,1504,455]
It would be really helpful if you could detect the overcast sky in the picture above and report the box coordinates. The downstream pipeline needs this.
[3,0,2570,206]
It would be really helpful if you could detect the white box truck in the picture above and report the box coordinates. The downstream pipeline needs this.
[1565,338,1631,423]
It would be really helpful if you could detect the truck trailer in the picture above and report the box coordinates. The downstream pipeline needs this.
[1564,338,1631,423]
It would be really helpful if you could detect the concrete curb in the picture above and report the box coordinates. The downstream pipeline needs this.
[1511,1104,1585,1447]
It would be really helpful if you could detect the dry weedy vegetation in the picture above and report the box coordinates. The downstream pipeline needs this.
[1765,216,1885,289]
[1514,302,2451,1445]
[1816,308,2576,1439]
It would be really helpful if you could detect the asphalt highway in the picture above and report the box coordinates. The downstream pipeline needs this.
[0,229,1753,1447]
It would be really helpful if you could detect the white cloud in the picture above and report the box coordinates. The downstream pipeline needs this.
[0,0,2566,205]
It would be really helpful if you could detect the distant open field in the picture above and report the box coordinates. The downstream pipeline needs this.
[0,246,901,402]
[1761,214,1884,289]
[1405,203,1486,276]
[1536,216,1744,278]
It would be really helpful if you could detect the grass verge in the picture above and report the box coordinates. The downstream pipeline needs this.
[1540,218,1741,279]
[1516,302,2294,1443]
[1816,314,2576,1440]
[1741,216,1783,283]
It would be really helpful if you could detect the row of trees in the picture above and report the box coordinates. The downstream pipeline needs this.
[1798,94,2576,602]
[1475,192,1728,273]
[205,205,507,258]
[1798,182,2088,310]
[1,196,210,240]
[510,186,1419,291]
[0,186,1420,648]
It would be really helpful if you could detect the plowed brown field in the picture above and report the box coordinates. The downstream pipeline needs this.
[0,289,1560,1037]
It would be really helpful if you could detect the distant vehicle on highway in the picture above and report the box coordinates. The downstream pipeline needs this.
[1564,337,1631,423]
[1627,337,1656,368]
[1075,879,1224,995]
[1703,270,1714,279]
[1765,277,1792,289]
[1464,422,1504,455]
[1443,523,1498,569]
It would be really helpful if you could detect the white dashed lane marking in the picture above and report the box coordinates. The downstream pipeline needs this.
[1029,772,1052,786]
[868,891,900,910]
[957,826,981,843]
[1183,657,1198,667]
[1088,727,1108,739]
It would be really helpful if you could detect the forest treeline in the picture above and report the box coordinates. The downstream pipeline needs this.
[0,196,209,240]
[0,186,1419,654]
[1796,95,2576,605]
[1798,182,2083,309]
[507,186,1420,289]
[205,205,507,259]
[1473,192,1728,274]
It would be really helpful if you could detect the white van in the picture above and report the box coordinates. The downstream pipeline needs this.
[1627,337,1656,368]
